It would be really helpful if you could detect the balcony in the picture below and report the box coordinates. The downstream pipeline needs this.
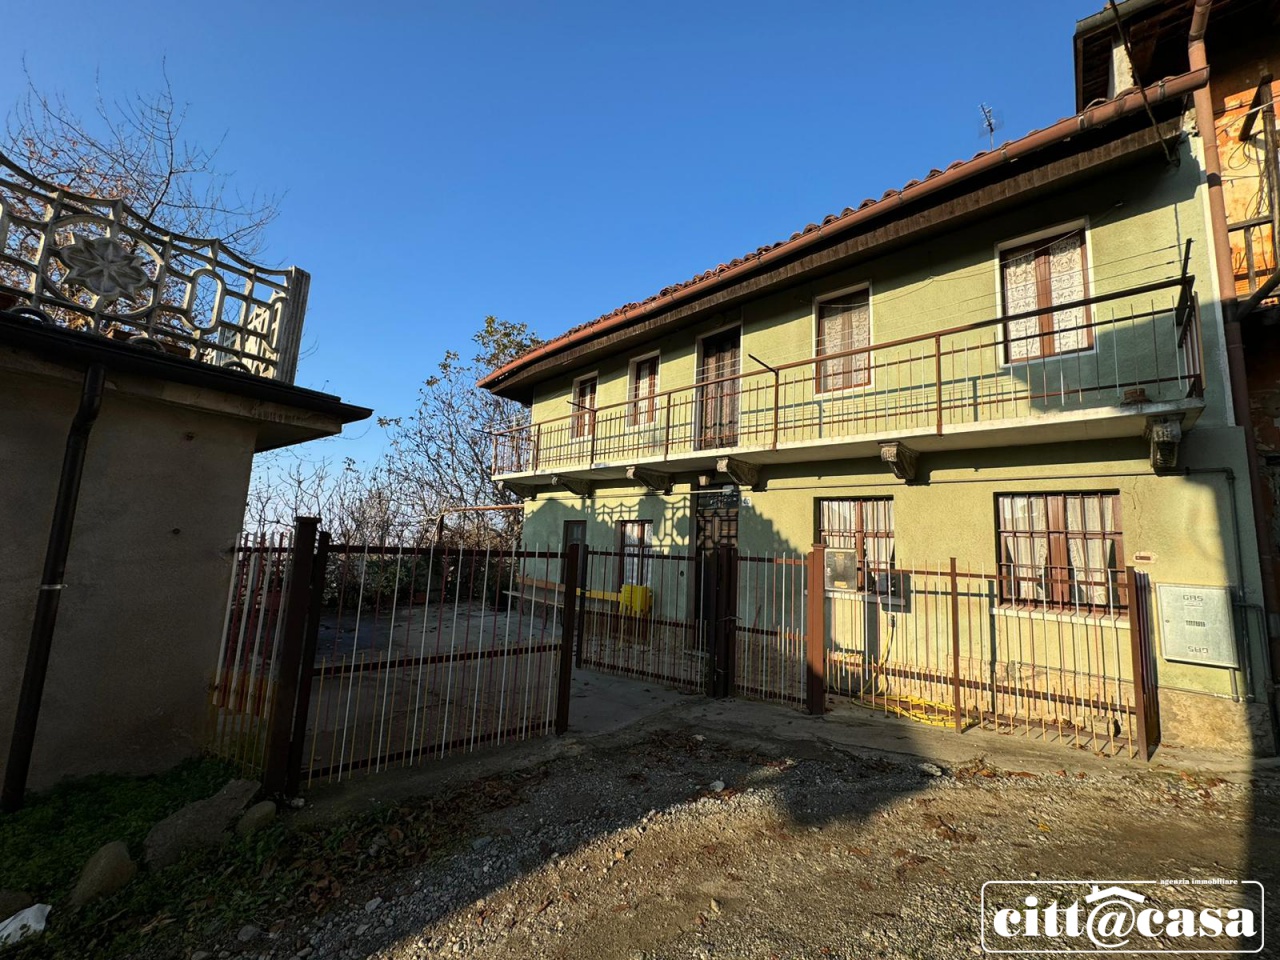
[492,276,1205,487]
[0,151,305,383]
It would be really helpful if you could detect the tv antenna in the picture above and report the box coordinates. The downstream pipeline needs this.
[979,103,1003,150]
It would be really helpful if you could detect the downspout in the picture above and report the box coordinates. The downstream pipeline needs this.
[1188,0,1280,695]
[1,362,107,813]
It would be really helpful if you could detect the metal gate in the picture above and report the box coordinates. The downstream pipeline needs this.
[210,518,574,793]
[210,524,1163,794]
[817,545,1160,759]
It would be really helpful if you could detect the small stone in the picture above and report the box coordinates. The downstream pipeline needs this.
[237,924,260,942]
[471,837,492,851]
[69,841,137,907]
[709,780,726,792]
[0,890,34,919]
[917,762,944,777]
[191,952,211,960]
[709,898,722,914]
[236,800,277,838]
[365,897,382,913]
[355,923,369,936]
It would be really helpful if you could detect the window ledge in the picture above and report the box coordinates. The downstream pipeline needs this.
[994,604,1128,626]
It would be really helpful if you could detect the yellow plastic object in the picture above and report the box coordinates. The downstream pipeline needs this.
[618,584,653,616]
[849,693,975,729]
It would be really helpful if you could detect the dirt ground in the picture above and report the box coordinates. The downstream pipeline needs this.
[194,675,1279,960]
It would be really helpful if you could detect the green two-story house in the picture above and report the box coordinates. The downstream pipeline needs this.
[480,0,1278,757]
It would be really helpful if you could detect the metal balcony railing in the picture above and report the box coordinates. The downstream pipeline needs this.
[0,151,306,382]
[492,276,1204,477]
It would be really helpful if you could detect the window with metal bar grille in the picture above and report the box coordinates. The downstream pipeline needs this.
[817,497,894,593]
[996,492,1126,613]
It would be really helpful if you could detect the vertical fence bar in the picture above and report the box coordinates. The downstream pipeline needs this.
[949,557,963,734]
[262,516,318,796]
[806,544,827,715]
[556,543,581,734]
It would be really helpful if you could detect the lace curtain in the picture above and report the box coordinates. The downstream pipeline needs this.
[1003,250,1041,361]
[1048,236,1086,353]
[1002,234,1087,360]
[999,495,1049,601]
[818,295,870,389]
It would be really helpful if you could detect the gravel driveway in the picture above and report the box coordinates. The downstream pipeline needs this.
[193,685,1279,960]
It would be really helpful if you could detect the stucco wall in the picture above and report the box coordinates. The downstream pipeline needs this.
[0,362,257,791]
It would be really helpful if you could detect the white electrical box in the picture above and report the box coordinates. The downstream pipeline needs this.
[1155,582,1238,668]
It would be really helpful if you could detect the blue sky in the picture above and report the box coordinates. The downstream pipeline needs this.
[5,1,1104,465]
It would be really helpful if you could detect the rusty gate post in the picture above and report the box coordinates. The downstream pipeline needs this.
[262,516,318,797]
[714,544,739,698]
[949,557,963,733]
[805,544,827,715]
[1127,566,1160,760]
[573,546,589,670]
[555,542,581,734]
[284,530,329,796]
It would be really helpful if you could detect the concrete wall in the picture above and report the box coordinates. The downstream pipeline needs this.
[515,140,1275,756]
[0,351,337,791]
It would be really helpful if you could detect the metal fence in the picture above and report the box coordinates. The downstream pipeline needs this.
[735,553,807,706]
[209,520,571,791]
[210,525,1164,793]
[209,531,296,772]
[820,549,1156,758]
[575,547,707,692]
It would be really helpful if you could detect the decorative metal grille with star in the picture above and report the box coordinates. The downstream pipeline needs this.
[59,234,151,301]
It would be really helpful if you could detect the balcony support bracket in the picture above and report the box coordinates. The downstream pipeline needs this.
[716,457,762,491]
[626,465,672,495]
[879,441,920,483]
[496,479,538,501]
[1144,415,1184,474]
[550,474,593,498]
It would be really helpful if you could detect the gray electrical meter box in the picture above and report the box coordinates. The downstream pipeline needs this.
[1155,583,1238,668]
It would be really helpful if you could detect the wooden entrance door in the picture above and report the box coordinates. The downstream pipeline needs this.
[697,327,740,449]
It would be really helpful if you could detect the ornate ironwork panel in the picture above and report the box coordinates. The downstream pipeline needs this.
[0,151,305,382]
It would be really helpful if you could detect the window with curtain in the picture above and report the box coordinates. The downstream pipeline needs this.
[818,497,894,592]
[1001,232,1092,361]
[571,375,597,438]
[816,288,871,392]
[630,355,659,426]
[996,492,1125,612]
[617,520,652,587]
